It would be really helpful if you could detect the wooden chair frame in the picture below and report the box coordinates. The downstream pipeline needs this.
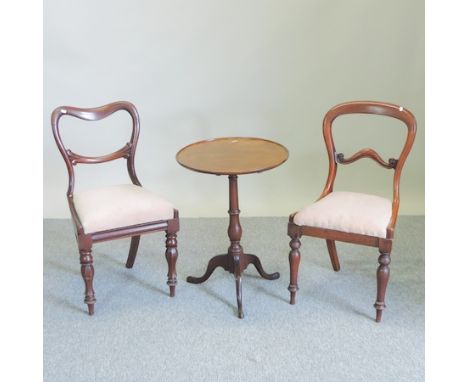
[287,100,417,322]
[51,101,179,315]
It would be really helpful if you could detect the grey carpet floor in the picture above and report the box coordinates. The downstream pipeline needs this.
[44,217,424,382]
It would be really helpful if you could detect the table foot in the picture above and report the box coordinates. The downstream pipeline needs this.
[245,254,280,280]
[236,277,244,319]
[234,255,244,319]
[187,252,278,317]
[186,254,228,284]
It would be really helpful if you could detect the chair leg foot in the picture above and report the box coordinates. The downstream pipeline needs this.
[374,251,391,323]
[165,231,178,297]
[80,248,96,316]
[375,307,383,322]
[288,288,297,305]
[288,235,301,305]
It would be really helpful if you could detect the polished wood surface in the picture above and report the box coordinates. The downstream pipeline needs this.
[288,100,417,322]
[178,137,287,318]
[176,137,289,175]
[51,101,179,315]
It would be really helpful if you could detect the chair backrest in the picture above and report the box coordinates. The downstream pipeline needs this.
[51,101,142,198]
[320,100,417,238]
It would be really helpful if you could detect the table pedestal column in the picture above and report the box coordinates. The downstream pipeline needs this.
[187,175,279,318]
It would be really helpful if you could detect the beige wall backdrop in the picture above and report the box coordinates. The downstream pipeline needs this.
[44,0,424,218]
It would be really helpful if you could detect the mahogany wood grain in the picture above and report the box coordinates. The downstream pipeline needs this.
[288,101,416,322]
[176,137,288,175]
[51,101,179,315]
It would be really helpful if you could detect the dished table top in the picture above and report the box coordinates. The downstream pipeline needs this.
[176,137,288,175]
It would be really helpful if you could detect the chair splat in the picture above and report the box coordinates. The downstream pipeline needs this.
[66,143,132,165]
[335,148,398,169]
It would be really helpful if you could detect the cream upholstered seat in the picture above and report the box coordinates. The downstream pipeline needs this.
[293,191,392,238]
[74,184,174,234]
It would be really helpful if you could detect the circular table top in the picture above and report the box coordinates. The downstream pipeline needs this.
[176,137,289,175]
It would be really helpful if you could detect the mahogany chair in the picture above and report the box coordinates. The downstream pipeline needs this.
[51,101,179,315]
[287,101,416,322]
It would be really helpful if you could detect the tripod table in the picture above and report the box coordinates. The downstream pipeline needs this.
[176,137,289,318]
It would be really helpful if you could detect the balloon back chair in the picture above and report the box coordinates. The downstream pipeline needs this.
[51,101,179,315]
[287,101,416,322]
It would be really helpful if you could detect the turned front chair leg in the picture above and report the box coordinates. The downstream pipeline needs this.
[126,235,141,269]
[288,235,301,305]
[80,248,96,315]
[165,231,178,297]
[374,251,391,322]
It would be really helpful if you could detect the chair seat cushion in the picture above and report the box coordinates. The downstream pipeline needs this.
[293,191,392,238]
[73,184,175,234]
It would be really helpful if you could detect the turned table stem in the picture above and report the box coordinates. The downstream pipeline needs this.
[228,175,244,317]
[227,175,244,265]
